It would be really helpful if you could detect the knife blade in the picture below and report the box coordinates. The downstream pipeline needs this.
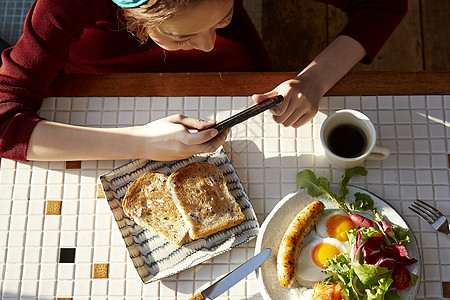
[189,248,272,300]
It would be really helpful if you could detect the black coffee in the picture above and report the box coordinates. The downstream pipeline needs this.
[328,124,367,158]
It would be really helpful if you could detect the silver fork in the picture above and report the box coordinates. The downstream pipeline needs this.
[409,200,450,236]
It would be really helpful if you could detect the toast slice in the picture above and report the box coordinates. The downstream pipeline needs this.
[167,162,245,240]
[122,171,189,246]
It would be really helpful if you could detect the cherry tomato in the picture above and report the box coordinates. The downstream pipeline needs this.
[391,267,411,291]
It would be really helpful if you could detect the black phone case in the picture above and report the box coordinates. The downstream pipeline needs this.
[212,95,284,134]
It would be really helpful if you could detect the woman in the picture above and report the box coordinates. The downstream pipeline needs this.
[0,0,407,162]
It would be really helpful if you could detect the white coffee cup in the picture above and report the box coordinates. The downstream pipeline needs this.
[320,109,390,170]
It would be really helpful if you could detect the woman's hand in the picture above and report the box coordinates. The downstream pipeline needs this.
[27,114,228,161]
[252,36,367,129]
[252,74,323,128]
[136,114,229,161]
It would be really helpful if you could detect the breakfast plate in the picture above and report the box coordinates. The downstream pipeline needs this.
[255,185,422,300]
[100,146,258,283]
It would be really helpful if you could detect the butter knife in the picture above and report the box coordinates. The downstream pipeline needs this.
[189,248,271,300]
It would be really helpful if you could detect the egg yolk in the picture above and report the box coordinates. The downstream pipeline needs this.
[326,214,356,242]
[312,242,341,268]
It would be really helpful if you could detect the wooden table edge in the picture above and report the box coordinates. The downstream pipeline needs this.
[49,71,450,97]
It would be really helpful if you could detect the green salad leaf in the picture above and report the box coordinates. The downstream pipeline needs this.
[350,192,374,211]
[410,272,419,286]
[324,253,359,300]
[296,169,336,198]
[391,224,412,245]
[384,291,401,300]
[364,277,394,300]
[350,263,391,285]
[296,167,367,214]
[340,167,368,199]
[326,256,395,300]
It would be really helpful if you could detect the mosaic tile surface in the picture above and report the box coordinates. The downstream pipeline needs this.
[0,94,449,299]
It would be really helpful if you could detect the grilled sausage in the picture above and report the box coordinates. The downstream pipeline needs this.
[277,200,325,288]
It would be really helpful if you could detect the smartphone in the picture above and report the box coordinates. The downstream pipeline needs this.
[212,95,284,134]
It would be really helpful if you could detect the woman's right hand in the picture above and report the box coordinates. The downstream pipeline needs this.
[135,114,229,161]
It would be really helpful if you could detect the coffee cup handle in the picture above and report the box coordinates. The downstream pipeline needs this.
[367,145,390,160]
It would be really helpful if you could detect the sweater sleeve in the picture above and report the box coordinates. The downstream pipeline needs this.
[0,0,109,161]
[316,0,408,63]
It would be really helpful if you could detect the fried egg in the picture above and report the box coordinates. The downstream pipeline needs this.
[316,209,356,242]
[296,236,348,287]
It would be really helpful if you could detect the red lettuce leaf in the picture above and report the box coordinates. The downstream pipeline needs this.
[361,237,417,268]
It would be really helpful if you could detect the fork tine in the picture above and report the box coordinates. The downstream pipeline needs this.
[409,200,450,235]
[412,201,442,221]
[414,200,443,217]
[410,202,434,219]
[409,204,435,223]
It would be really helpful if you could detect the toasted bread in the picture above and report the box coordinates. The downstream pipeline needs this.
[122,171,189,246]
[167,162,245,240]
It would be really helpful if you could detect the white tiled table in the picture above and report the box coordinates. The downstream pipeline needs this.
[0,94,449,299]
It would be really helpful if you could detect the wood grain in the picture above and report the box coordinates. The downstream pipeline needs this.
[319,0,422,72]
[421,0,450,71]
[351,0,423,72]
[326,4,346,42]
[49,72,450,97]
[261,0,327,71]
[261,0,449,72]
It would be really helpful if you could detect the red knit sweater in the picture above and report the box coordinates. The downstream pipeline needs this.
[0,0,407,161]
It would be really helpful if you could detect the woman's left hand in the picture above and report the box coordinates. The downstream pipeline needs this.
[252,36,367,128]
[252,74,324,128]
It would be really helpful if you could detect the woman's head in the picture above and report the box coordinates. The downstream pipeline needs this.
[122,0,234,52]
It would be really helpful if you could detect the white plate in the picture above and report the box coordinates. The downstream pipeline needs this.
[100,147,258,283]
[255,185,421,300]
